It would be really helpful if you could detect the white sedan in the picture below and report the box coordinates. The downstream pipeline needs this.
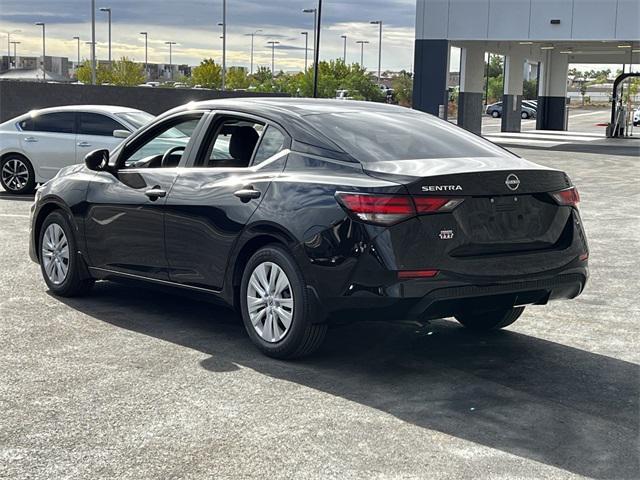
[0,105,154,194]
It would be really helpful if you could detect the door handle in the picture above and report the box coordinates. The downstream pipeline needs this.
[23,136,37,143]
[77,141,92,147]
[233,187,261,202]
[144,187,167,200]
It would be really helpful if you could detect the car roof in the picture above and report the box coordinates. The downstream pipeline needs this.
[27,105,147,115]
[160,98,418,159]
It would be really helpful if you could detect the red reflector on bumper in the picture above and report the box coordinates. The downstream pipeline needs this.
[398,269,439,279]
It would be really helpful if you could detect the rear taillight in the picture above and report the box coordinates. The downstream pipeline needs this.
[335,192,463,226]
[551,187,580,208]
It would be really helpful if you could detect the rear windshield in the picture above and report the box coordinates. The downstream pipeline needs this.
[304,110,508,163]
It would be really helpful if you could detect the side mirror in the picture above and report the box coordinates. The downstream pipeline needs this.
[113,129,130,139]
[85,149,109,171]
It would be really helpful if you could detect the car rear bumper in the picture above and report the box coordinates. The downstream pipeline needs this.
[315,264,588,323]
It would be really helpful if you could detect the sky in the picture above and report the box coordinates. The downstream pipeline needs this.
[0,0,418,72]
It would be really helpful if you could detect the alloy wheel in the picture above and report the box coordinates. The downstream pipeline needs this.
[41,223,70,285]
[247,261,294,343]
[1,158,30,191]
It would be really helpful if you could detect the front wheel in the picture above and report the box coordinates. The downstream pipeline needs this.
[39,210,94,297]
[521,111,530,119]
[240,245,327,359]
[491,110,500,118]
[1,155,36,194]
[455,306,524,331]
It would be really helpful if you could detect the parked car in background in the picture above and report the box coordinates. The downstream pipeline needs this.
[522,100,538,111]
[29,98,588,359]
[0,105,154,194]
[633,107,639,126]
[486,102,537,119]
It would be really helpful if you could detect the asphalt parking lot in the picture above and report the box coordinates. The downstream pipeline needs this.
[1,136,639,479]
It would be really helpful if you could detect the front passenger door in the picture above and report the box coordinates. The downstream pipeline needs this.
[84,112,205,280]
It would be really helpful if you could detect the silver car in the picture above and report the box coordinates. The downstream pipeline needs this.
[0,105,154,194]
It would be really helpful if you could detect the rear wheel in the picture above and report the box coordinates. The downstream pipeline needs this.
[455,306,524,331]
[240,245,327,359]
[1,155,36,194]
[39,211,94,297]
[521,111,530,119]
[491,110,500,118]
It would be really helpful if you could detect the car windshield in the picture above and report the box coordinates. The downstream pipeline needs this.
[115,111,155,130]
[304,110,508,163]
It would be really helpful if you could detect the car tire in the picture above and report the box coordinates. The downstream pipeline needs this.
[39,210,94,297]
[240,245,327,359]
[491,111,500,118]
[0,154,36,195]
[455,306,524,331]
[521,111,529,119]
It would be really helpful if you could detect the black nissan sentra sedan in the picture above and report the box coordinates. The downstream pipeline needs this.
[29,98,589,358]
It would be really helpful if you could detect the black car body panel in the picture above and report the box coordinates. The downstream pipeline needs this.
[30,98,588,324]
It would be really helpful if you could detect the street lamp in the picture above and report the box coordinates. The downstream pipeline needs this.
[4,29,21,63]
[90,0,96,85]
[356,40,369,67]
[341,34,347,63]
[301,32,309,71]
[35,22,46,82]
[267,40,280,76]
[99,7,112,65]
[9,41,20,68]
[244,29,262,75]
[370,20,382,86]
[165,41,176,81]
[310,1,323,98]
[302,8,317,58]
[219,0,227,90]
[140,32,148,79]
[72,36,81,67]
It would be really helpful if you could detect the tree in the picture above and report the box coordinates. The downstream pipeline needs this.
[108,57,145,86]
[523,79,537,100]
[487,75,504,103]
[391,70,413,106]
[579,81,588,106]
[226,66,249,90]
[191,58,222,89]
[75,60,111,84]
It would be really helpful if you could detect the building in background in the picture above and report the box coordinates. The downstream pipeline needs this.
[413,0,639,134]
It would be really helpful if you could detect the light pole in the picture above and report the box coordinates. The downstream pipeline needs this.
[245,29,262,75]
[165,41,176,81]
[220,0,226,90]
[72,36,80,67]
[90,0,96,85]
[301,32,309,71]
[5,29,21,64]
[370,20,382,86]
[312,0,322,98]
[99,7,112,65]
[140,32,148,79]
[10,41,20,67]
[341,34,347,63]
[267,40,280,76]
[302,8,317,60]
[356,40,369,66]
[35,22,45,82]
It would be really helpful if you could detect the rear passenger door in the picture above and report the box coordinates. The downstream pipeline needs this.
[18,112,77,181]
[76,112,128,163]
[164,111,290,290]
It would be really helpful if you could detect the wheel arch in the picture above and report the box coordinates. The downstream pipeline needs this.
[33,199,78,261]
[226,225,299,309]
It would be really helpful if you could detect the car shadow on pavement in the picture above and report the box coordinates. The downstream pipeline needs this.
[56,281,639,480]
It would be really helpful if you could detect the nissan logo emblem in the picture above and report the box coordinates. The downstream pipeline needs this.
[505,174,520,191]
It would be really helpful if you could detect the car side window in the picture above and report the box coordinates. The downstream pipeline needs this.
[19,112,75,134]
[253,126,286,165]
[119,114,203,169]
[78,113,125,136]
[197,118,263,168]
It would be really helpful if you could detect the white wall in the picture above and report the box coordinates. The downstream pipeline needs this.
[416,0,640,40]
